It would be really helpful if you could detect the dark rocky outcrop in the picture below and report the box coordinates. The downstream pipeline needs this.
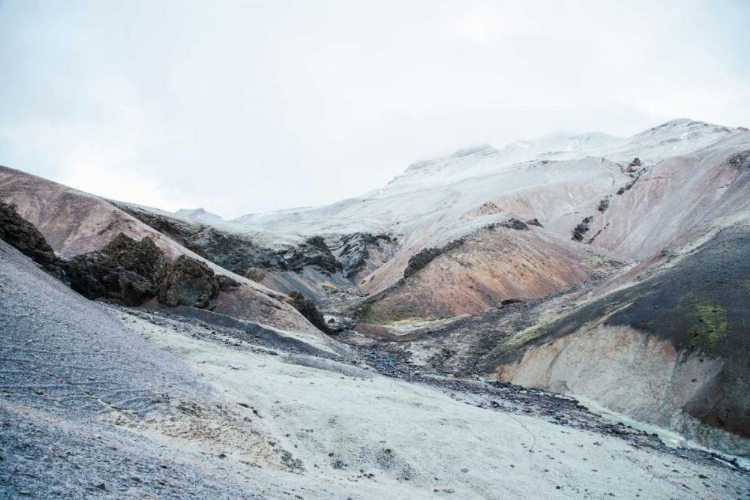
[116,204,345,276]
[64,234,166,306]
[499,218,529,231]
[597,199,610,213]
[334,233,394,278]
[403,238,468,279]
[572,216,593,242]
[283,237,342,275]
[64,233,238,309]
[288,291,331,334]
[117,204,403,283]
[616,168,648,195]
[526,218,543,227]
[113,205,289,273]
[484,218,530,231]
[404,247,443,279]
[0,201,62,277]
[616,181,635,195]
[728,150,750,170]
[157,255,236,309]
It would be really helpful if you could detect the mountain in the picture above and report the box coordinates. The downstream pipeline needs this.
[111,118,750,455]
[2,118,750,497]
[4,236,745,498]
[0,165,341,348]
[175,207,224,223]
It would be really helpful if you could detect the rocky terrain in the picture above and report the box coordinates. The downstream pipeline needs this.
[0,167,337,341]
[2,118,750,497]
[2,239,748,498]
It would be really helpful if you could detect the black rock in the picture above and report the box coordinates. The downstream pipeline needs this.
[288,291,331,334]
[403,238,465,279]
[500,218,529,231]
[572,217,594,242]
[0,201,62,277]
[64,234,165,306]
[157,255,224,309]
[526,218,543,227]
[404,247,442,278]
[728,150,750,170]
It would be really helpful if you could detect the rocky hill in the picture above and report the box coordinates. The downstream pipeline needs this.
[2,118,750,497]
[117,118,750,456]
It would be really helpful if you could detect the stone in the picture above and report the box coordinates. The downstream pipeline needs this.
[0,202,62,277]
[288,291,331,334]
[64,234,165,306]
[157,255,223,309]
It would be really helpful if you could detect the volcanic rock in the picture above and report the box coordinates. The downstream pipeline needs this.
[0,201,61,276]
[157,255,225,309]
[288,291,331,334]
[64,234,165,306]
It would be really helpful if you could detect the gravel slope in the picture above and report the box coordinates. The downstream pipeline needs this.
[2,239,749,498]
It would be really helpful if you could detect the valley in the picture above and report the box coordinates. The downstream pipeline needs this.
[2,118,750,498]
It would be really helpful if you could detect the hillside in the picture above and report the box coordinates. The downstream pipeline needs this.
[2,239,748,498]
[0,165,341,349]
[2,118,750,497]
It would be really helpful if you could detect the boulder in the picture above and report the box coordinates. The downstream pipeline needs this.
[288,291,331,334]
[157,255,226,309]
[64,234,165,306]
[572,216,594,242]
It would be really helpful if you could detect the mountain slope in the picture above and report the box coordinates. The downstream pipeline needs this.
[3,118,750,459]
[0,165,337,344]
[217,120,748,315]
[180,118,748,455]
[3,239,747,498]
[489,214,750,455]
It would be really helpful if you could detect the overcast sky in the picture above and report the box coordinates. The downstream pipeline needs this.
[1,0,748,218]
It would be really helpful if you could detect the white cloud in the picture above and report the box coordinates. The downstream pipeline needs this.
[0,0,748,218]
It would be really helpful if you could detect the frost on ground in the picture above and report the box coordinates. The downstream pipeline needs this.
[1,240,749,498]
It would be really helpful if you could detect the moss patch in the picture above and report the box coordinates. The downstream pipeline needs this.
[688,300,728,352]
[360,300,420,324]
[496,324,552,358]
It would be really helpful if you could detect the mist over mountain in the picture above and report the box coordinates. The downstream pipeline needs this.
[2,117,750,497]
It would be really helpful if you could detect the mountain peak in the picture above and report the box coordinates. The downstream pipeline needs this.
[174,207,223,222]
[405,145,498,173]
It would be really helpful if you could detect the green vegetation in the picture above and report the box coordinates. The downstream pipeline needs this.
[688,300,728,352]
[499,323,552,356]
[389,302,419,322]
[360,299,419,324]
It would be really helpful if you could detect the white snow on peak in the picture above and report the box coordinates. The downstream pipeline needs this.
[175,207,224,223]
[219,119,744,240]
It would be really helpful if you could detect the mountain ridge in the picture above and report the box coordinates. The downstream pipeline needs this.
[2,117,750,469]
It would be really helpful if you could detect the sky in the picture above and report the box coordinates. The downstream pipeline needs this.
[1,0,748,218]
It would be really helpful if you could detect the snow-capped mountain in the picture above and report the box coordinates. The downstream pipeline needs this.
[228,119,746,243]
[2,118,750,488]
[174,207,224,223]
